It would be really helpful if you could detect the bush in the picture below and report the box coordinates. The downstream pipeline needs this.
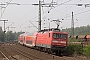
[67,44,83,55]
[68,38,83,42]
[83,44,90,58]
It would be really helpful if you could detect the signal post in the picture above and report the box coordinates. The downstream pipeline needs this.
[0,20,8,42]
[0,20,8,33]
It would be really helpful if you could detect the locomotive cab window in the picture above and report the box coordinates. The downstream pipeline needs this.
[53,34,66,39]
[60,34,67,39]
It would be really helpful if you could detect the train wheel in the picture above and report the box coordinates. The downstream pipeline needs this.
[44,48,47,53]
[39,47,42,52]
[48,49,52,54]
[42,48,46,52]
[55,50,61,56]
[40,47,44,52]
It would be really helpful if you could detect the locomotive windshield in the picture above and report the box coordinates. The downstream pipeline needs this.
[53,33,66,39]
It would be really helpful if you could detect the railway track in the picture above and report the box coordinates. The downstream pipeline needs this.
[0,50,18,60]
[0,51,9,60]
[0,42,90,60]
[0,42,19,60]
[0,42,50,60]
[8,45,44,60]
[14,43,55,60]
[0,43,28,60]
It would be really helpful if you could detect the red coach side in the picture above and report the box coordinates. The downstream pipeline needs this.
[24,36,34,47]
[18,33,34,46]
[18,34,25,45]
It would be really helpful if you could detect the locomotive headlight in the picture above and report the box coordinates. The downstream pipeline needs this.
[52,40,58,43]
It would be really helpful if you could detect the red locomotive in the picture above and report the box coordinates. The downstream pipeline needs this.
[18,28,68,55]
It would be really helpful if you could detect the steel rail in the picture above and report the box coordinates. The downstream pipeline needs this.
[0,51,9,60]
[10,46,43,60]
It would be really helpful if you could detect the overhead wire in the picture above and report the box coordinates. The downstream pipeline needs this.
[62,9,90,20]
[63,0,88,19]
[63,7,88,19]
[16,0,72,30]
[50,0,90,20]
[49,0,72,11]
[42,0,72,21]
[2,0,89,31]
[75,9,90,15]
[41,0,72,18]
[48,0,88,17]
[29,21,38,30]
[0,0,13,19]
[44,0,90,29]
[41,0,72,29]
[5,22,14,29]
[9,0,72,28]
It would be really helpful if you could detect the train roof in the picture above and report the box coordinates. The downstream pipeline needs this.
[19,33,33,36]
[38,28,60,32]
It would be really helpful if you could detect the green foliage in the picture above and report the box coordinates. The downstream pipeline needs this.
[62,25,90,36]
[67,44,83,55]
[0,30,24,42]
[6,31,15,41]
[67,44,75,55]
[83,44,90,58]
[5,31,24,41]
[0,31,5,42]
[0,26,2,31]
[68,38,83,42]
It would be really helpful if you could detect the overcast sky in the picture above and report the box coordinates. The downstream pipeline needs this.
[0,0,90,32]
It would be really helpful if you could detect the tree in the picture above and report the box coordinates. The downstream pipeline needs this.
[0,26,2,31]
[0,31,5,42]
[5,31,24,41]
[62,25,90,36]
[6,31,15,41]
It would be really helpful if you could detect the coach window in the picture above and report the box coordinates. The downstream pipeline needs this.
[49,33,50,37]
[24,37,25,40]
